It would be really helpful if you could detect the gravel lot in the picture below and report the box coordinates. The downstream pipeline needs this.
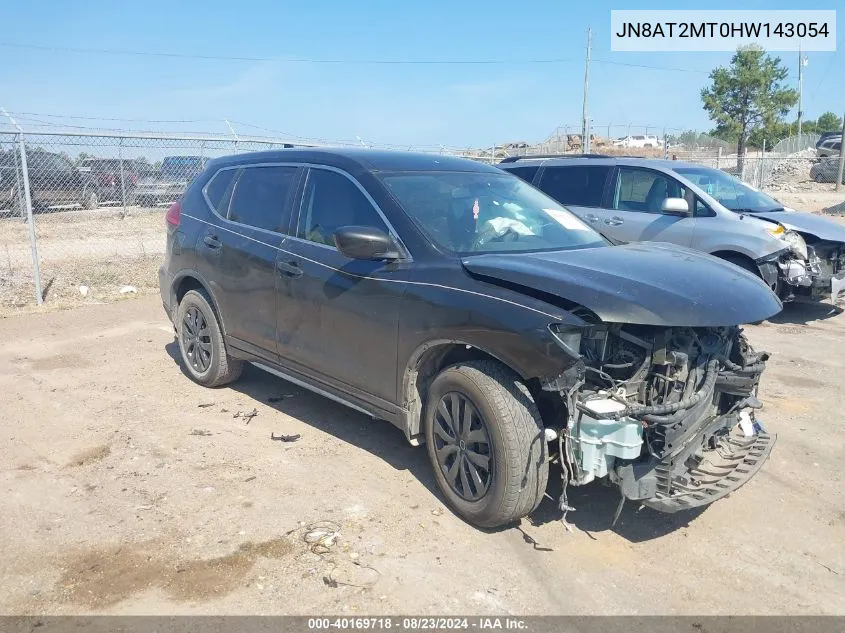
[1,295,844,616]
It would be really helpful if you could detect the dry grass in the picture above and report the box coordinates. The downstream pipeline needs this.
[0,206,164,315]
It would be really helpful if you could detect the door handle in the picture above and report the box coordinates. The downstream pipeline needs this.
[604,216,624,226]
[584,214,600,223]
[203,235,221,249]
[276,260,303,278]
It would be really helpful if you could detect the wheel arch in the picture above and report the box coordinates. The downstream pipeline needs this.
[400,340,552,444]
[171,271,229,336]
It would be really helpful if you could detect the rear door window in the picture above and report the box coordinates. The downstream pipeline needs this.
[538,165,610,207]
[226,166,299,233]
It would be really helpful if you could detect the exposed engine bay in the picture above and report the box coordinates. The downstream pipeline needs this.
[551,321,776,515]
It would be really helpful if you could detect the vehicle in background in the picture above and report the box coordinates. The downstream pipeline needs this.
[500,155,845,304]
[135,155,208,207]
[816,136,841,158]
[160,148,780,528]
[816,131,842,148]
[0,149,100,214]
[613,135,661,149]
[810,156,845,184]
[78,158,154,205]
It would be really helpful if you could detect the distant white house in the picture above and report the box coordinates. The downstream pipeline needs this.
[613,135,662,148]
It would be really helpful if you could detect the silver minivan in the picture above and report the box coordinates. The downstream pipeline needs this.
[500,156,845,303]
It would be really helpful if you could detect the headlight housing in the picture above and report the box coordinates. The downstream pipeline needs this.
[782,230,808,260]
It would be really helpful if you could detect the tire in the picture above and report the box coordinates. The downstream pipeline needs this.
[83,190,99,210]
[424,360,548,528]
[176,289,243,387]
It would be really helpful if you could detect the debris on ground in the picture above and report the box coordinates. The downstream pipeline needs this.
[244,476,256,482]
[233,408,258,424]
[119,285,137,294]
[189,429,212,436]
[271,432,301,443]
[78,285,89,297]
[197,402,215,408]
[303,521,341,554]
[323,560,381,589]
[268,393,297,403]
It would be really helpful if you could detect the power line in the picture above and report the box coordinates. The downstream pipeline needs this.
[0,41,577,65]
[0,40,721,74]
[808,33,845,101]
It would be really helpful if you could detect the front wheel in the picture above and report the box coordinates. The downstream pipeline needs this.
[424,360,548,528]
[176,289,243,387]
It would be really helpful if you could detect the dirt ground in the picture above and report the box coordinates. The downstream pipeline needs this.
[1,295,843,616]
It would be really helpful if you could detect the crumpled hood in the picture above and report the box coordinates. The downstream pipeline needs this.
[749,208,845,243]
[461,243,782,326]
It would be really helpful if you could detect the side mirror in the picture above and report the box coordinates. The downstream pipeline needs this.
[661,197,691,216]
[334,225,401,261]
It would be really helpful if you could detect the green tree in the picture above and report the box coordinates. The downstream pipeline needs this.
[701,47,797,171]
[816,111,843,133]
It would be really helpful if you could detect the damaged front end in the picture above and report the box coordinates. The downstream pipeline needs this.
[760,232,845,303]
[548,321,776,514]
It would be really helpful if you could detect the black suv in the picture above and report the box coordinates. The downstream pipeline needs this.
[160,148,780,528]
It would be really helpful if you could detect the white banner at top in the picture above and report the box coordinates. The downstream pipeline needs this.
[610,10,837,52]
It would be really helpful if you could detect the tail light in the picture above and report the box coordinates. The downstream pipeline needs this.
[165,200,181,226]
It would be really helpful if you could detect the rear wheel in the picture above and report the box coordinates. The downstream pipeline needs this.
[176,289,243,387]
[424,360,548,528]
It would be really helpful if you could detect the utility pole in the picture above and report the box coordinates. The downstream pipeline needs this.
[836,111,845,192]
[797,45,807,136]
[581,27,592,154]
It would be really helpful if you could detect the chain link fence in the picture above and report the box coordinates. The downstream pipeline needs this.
[0,131,306,311]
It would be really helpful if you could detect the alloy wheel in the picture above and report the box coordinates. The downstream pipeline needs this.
[432,392,493,501]
[181,306,212,373]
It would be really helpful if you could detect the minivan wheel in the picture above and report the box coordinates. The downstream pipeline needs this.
[176,289,243,387]
[424,360,548,528]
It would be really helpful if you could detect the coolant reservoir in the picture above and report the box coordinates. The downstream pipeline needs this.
[572,398,643,484]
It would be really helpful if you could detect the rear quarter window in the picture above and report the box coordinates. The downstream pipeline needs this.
[538,165,610,207]
[204,168,238,217]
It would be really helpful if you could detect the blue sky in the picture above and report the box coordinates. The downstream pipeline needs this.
[0,0,842,147]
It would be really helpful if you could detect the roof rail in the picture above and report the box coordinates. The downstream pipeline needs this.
[498,153,611,163]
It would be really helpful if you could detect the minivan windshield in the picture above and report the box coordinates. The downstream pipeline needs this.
[380,171,608,254]
[672,165,785,213]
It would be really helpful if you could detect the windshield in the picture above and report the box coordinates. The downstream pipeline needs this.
[380,171,608,254]
[672,165,784,213]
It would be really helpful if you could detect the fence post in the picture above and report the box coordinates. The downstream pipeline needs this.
[662,127,667,159]
[118,137,127,216]
[17,137,43,305]
[836,112,845,192]
[758,140,765,188]
[716,146,722,170]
